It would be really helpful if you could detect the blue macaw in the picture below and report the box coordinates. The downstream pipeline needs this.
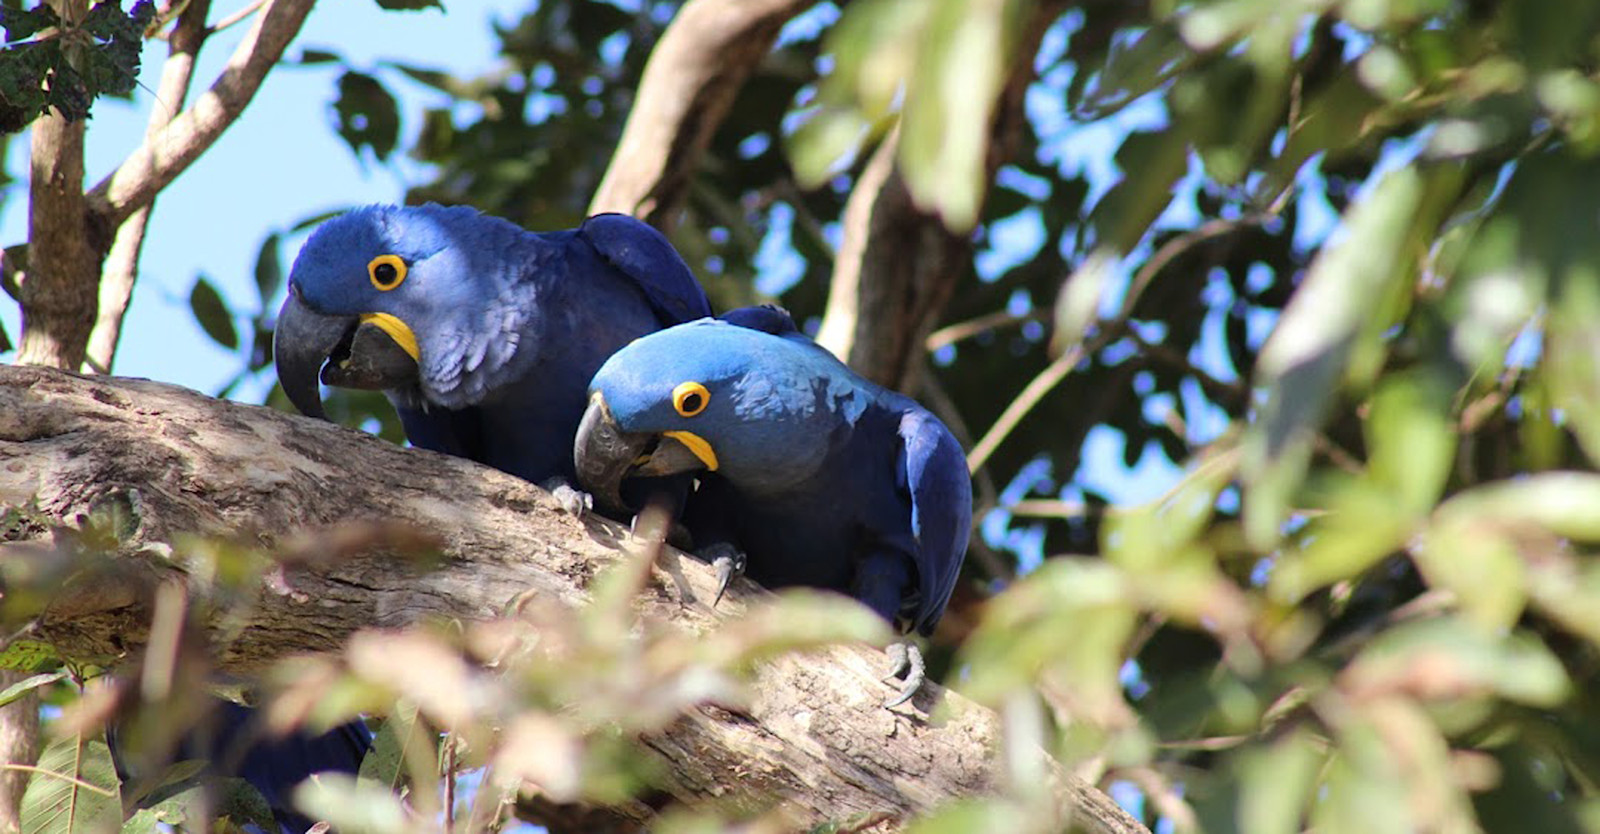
[572,312,972,706]
[273,203,712,492]
[108,699,371,834]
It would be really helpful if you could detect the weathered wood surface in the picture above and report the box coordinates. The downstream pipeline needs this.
[0,365,1147,834]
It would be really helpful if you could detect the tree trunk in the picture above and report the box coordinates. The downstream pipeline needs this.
[587,0,813,232]
[0,365,1148,834]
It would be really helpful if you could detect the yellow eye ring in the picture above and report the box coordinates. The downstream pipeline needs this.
[672,381,710,417]
[368,254,408,291]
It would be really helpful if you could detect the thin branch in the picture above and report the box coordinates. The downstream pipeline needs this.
[966,214,1272,474]
[925,309,1046,353]
[85,0,318,228]
[208,0,266,34]
[87,0,215,373]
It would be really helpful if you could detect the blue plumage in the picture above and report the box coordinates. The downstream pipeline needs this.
[108,700,372,834]
[276,204,712,483]
[574,317,972,703]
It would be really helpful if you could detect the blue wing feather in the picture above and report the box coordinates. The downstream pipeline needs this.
[897,410,972,636]
[578,214,713,325]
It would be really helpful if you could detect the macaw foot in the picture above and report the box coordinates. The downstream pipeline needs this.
[543,478,593,518]
[698,542,747,606]
[882,641,926,709]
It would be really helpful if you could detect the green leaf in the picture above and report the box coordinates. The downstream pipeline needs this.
[0,670,66,708]
[1243,166,1426,549]
[188,275,237,350]
[0,4,58,42]
[298,48,343,65]
[293,773,409,834]
[1346,618,1572,708]
[253,232,282,306]
[1237,726,1325,834]
[19,735,121,834]
[333,71,401,161]
[0,641,60,673]
[1079,23,1190,118]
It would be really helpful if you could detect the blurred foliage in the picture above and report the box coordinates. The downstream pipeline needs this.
[0,0,155,131]
[73,0,1600,829]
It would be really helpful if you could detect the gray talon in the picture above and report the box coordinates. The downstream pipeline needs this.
[701,543,747,606]
[882,642,925,709]
[544,479,593,518]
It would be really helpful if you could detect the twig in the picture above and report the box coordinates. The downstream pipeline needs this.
[208,0,266,34]
[925,309,1046,353]
[86,0,319,228]
[967,213,1272,474]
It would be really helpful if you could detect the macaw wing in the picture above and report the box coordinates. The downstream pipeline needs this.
[718,304,799,336]
[397,403,484,463]
[579,213,712,326]
[897,409,973,636]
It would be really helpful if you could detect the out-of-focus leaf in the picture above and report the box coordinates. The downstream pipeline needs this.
[1087,128,1191,253]
[333,71,401,161]
[1080,23,1189,117]
[1366,372,1455,515]
[787,107,870,188]
[253,232,283,306]
[1243,166,1426,549]
[1311,718,1415,834]
[293,773,409,834]
[372,0,443,10]
[1434,471,1600,542]
[188,274,238,351]
[298,48,342,65]
[1342,617,1571,708]
[0,669,66,708]
[1048,247,1116,356]
[1415,520,1525,632]
[899,0,1026,230]
[1267,478,1414,604]
[1237,726,1324,834]
[19,735,121,834]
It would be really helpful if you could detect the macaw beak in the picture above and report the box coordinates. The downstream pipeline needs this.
[574,391,715,515]
[274,286,419,419]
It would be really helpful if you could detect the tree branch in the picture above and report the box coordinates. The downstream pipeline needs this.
[812,2,1064,394]
[0,365,1148,834]
[587,0,811,232]
[85,0,317,229]
[87,0,216,374]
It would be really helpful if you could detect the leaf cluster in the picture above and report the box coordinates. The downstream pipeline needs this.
[0,0,154,131]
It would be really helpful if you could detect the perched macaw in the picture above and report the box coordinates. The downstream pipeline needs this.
[572,312,972,706]
[274,204,712,492]
[108,699,371,834]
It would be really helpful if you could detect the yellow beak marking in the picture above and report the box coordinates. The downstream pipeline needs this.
[663,430,719,471]
[359,313,420,362]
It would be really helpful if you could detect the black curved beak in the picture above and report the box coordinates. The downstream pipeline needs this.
[274,287,420,419]
[574,392,710,516]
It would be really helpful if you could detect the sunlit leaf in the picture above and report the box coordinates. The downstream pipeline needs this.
[19,735,121,834]
[0,670,66,708]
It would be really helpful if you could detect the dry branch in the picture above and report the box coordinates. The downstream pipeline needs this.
[85,0,317,229]
[587,0,812,232]
[0,365,1148,834]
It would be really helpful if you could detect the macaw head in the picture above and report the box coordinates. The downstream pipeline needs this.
[574,318,866,515]
[274,204,525,417]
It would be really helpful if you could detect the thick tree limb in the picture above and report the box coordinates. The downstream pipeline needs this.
[813,2,1065,394]
[18,102,100,369]
[0,365,1149,834]
[587,0,812,232]
[85,0,316,229]
[87,0,217,374]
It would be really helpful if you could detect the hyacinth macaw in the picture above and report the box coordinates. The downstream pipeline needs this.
[108,699,371,834]
[274,203,712,494]
[572,312,972,706]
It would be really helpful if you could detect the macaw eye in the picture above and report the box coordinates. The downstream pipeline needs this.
[672,381,710,417]
[368,254,407,291]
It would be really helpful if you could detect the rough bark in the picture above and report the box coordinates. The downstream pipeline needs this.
[587,0,813,232]
[18,111,102,370]
[0,365,1149,834]
[87,0,216,374]
[0,670,39,834]
[814,2,1065,395]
